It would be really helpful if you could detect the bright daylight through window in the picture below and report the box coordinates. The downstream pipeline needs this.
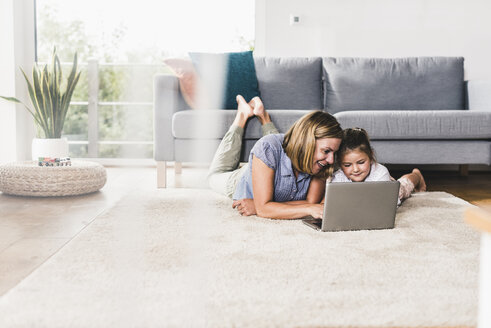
[36,0,255,159]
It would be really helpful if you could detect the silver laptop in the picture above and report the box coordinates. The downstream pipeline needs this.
[302,181,400,232]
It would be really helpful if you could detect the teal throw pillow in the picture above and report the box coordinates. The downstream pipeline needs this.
[189,51,260,109]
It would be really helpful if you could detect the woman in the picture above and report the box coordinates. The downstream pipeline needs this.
[208,95,343,219]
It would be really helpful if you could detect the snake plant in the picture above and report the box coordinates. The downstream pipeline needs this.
[0,48,81,138]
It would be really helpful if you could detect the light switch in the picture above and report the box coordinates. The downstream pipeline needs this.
[290,14,300,26]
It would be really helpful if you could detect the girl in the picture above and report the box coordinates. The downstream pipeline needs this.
[331,128,426,204]
[208,95,343,220]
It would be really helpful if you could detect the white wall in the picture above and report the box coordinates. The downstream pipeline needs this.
[255,0,491,80]
[0,0,36,163]
[0,0,17,163]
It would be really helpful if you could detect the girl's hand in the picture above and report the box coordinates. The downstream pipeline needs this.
[309,204,324,219]
[232,199,257,216]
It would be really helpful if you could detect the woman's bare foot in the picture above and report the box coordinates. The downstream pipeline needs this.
[249,96,271,125]
[412,168,427,192]
[233,95,254,128]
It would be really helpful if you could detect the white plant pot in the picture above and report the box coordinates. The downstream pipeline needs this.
[32,138,69,161]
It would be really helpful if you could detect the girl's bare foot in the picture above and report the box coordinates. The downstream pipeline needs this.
[412,168,427,192]
[233,95,254,128]
[249,96,271,125]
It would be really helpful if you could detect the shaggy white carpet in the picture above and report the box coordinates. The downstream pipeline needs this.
[0,190,480,327]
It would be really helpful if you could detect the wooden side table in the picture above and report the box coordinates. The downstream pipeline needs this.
[0,161,106,197]
[465,205,491,328]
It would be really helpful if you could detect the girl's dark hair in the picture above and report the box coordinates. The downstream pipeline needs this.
[337,128,376,164]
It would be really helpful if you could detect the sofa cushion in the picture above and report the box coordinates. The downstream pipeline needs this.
[254,57,323,110]
[334,110,491,139]
[172,109,312,139]
[189,51,260,109]
[163,58,197,108]
[323,57,465,113]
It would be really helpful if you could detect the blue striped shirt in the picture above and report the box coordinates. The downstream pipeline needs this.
[233,134,312,201]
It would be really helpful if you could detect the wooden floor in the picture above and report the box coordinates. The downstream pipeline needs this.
[390,168,491,206]
[0,165,490,301]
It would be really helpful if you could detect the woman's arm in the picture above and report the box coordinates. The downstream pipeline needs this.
[251,156,324,220]
[232,165,326,216]
[305,176,326,203]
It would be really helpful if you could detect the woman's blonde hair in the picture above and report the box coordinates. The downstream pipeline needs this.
[283,111,343,179]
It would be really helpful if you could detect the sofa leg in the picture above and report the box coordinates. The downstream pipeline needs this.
[175,161,182,174]
[459,164,469,177]
[157,161,167,188]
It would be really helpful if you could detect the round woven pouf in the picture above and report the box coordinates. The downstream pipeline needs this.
[0,161,107,197]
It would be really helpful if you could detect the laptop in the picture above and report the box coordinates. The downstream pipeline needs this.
[302,181,400,232]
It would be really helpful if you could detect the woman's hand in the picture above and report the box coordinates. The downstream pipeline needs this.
[232,198,257,216]
[309,204,324,219]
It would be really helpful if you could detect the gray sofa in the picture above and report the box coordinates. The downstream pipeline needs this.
[154,57,491,188]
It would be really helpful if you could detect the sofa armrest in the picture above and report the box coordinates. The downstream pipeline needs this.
[153,74,188,161]
[467,80,491,111]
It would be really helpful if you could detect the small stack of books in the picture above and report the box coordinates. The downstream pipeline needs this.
[38,157,72,167]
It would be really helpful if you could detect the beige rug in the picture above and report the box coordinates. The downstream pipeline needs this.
[0,190,480,327]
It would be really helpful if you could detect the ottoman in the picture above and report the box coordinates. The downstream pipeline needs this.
[0,161,107,197]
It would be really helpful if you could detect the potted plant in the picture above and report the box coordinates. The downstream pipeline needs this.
[1,47,81,160]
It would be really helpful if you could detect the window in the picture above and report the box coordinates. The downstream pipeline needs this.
[36,0,255,159]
